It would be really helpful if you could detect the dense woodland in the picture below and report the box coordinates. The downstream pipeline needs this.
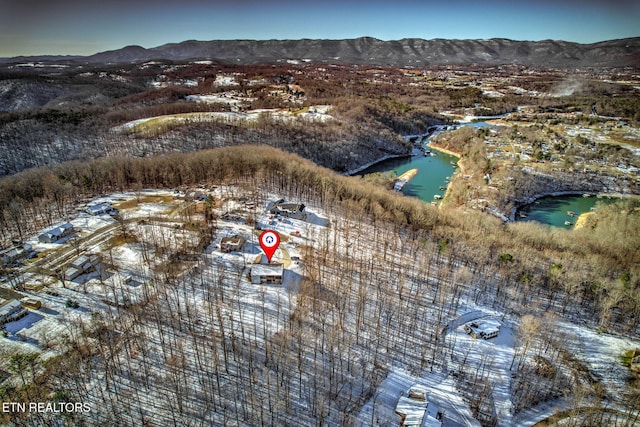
[0,145,638,328]
[0,145,638,426]
[1,61,639,425]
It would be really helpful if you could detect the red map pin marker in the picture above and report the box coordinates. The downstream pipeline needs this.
[259,230,280,263]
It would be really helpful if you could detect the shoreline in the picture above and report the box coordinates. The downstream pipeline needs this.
[509,191,594,222]
[344,153,409,176]
[427,143,462,208]
[426,142,462,158]
[574,211,594,229]
[347,142,463,204]
[509,192,633,222]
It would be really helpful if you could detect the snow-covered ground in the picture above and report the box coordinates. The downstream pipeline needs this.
[2,189,327,349]
[110,105,334,133]
[186,92,256,106]
[2,186,639,426]
[356,369,479,427]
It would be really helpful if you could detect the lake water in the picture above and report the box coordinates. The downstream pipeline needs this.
[358,120,620,229]
[515,195,617,229]
[358,149,458,202]
[357,122,498,202]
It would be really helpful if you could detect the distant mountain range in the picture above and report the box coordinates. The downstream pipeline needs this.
[4,37,640,68]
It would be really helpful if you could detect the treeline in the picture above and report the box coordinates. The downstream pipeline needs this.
[0,145,638,330]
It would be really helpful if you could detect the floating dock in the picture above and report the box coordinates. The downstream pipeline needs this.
[394,168,418,191]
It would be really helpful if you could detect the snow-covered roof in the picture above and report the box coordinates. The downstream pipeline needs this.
[39,222,73,240]
[423,402,443,427]
[0,243,32,262]
[221,235,245,247]
[70,255,91,269]
[86,203,114,215]
[0,299,22,318]
[396,396,427,426]
[396,384,443,427]
[251,263,284,277]
[65,267,81,280]
[473,319,501,335]
[421,415,443,427]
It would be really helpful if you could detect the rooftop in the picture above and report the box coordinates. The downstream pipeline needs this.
[251,263,284,276]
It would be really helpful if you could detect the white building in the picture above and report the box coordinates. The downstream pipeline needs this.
[86,202,117,216]
[65,254,101,281]
[38,222,74,243]
[0,243,33,266]
[250,263,284,285]
[0,299,25,324]
[464,319,501,339]
[395,385,443,427]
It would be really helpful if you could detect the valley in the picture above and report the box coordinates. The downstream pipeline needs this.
[0,44,639,426]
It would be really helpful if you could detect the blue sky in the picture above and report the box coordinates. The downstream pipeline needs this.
[1,0,638,57]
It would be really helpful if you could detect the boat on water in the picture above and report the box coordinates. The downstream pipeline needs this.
[564,221,573,226]
[567,211,576,217]
[394,168,419,191]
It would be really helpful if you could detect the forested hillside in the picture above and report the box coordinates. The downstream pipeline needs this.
[0,145,638,425]
[1,56,639,427]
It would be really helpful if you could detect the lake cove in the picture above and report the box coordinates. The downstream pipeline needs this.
[357,148,458,203]
[357,121,499,203]
[515,194,619,229]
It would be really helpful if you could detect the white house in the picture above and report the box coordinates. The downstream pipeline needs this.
[0,299,25,324]
[395,385,443,427]
[0,243,33,266]
[38,222,74,243]
[65,254,100,281]
[464,319,501,340]
[86,202,117,216]
[250,263,284,285]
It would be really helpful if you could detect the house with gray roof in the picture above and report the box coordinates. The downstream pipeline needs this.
[38,222,74,243]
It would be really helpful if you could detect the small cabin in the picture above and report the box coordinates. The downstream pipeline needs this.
[20,297,42,310]
[220,235,246,253]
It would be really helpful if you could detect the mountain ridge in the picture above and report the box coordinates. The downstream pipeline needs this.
[3,36,640,68]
